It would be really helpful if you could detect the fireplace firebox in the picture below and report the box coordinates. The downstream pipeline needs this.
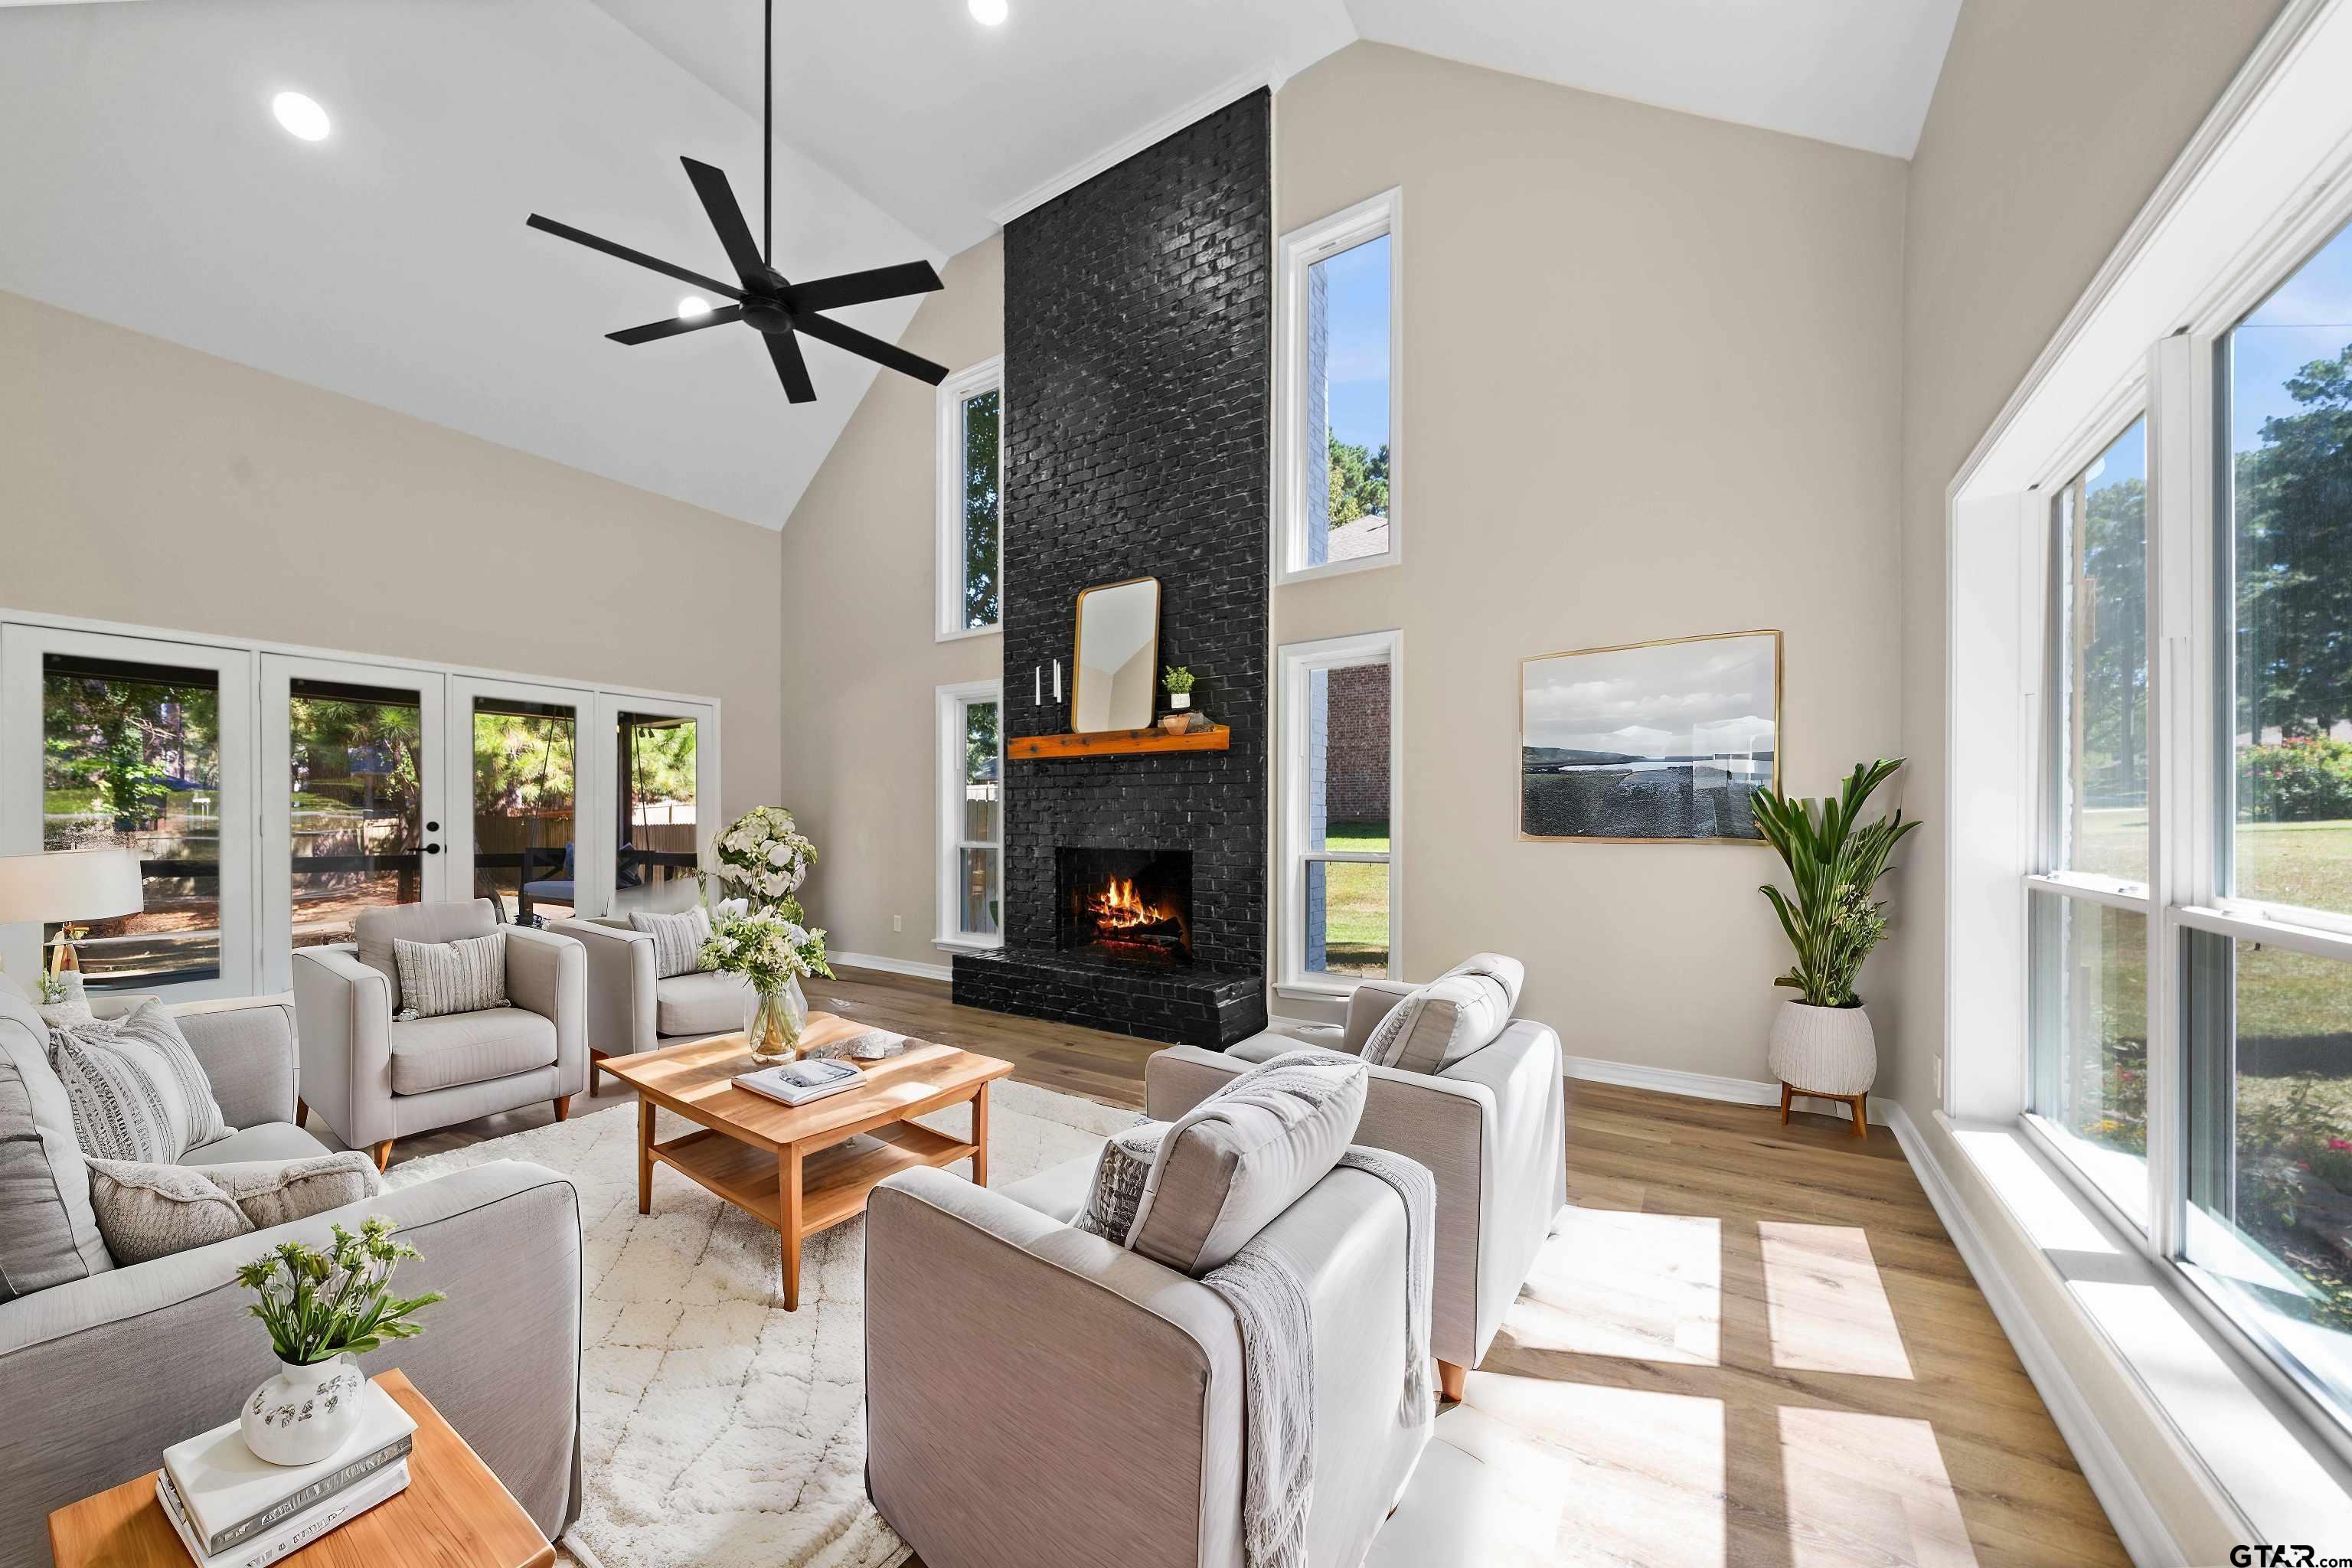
[1057,846,1193,962]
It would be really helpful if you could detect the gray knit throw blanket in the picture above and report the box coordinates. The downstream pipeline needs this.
[1200,1144,1436,1568]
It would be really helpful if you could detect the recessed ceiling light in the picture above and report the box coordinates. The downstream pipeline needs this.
[969,0,1007,24]
[271,90,331,142]
[676,296,713,318]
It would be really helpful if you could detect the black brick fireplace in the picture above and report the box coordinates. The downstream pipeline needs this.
[950,89,1270,1049]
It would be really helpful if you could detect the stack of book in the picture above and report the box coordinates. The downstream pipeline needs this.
[735,1057,863,1106]
[155,1382,417,1568]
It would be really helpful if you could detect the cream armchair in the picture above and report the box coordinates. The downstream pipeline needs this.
[865,1154,1429,1568]
[291,898,585,1168]
[547,916,750,1085]
[1147,975,1567,1400]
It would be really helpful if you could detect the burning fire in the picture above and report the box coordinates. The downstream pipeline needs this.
[1087,876,1171,931]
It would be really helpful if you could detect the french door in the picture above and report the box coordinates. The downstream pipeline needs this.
[596,691,716,916]
[0,625,258,998]
[446,675,592,929]
[260,655,449,994]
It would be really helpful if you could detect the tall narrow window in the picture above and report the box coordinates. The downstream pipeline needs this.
[1278,191,1402,582]
[2180,217,2352,1422]
[936,358,1003,639]
[41,654,224,987]
[615,712,697,907]
[937,681,1002,947]
[1279,632,1400,990]
[2029,416,2152,1223]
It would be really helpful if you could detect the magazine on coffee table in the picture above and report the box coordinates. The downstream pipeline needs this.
[735,1057,863,1107]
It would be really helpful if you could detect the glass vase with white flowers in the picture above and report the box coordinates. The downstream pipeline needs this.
[708,805,817,912]
[702,906,834,1061]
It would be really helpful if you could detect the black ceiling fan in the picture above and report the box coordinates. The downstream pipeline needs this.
[524,0,946,405]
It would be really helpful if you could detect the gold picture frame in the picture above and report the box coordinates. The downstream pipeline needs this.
[1517,628,1782,844]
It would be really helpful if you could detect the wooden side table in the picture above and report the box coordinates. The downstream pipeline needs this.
[47,1369,554,1568]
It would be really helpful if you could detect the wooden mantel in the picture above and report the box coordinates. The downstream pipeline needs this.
[1008,723,1232,760]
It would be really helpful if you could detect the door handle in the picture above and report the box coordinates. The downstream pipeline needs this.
[421,844,443,855]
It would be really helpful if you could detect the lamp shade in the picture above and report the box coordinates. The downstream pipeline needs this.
[0,849,145,926]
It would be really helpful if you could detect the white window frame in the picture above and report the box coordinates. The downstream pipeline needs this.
[1276,629,1402,997]
[1274,189,1404,586]
[935,678,1003,952]
[935,357,1004,642]
[1945,2,2352,1492]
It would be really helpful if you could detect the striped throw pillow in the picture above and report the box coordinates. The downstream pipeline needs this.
[47,1000,230,1165]
[629,906,713,978]
[393,933,509,1021]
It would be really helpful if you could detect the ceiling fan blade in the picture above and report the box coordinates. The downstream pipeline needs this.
[606,304,746,345]
[792,311,949,386]
[526,214,743,302]
[766,330,817,403]
[785,260,945,316]
[679,158,771,288]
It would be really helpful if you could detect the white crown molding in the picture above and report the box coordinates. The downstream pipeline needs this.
[985,64,1282,230]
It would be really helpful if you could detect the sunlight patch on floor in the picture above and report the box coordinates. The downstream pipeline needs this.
[1504,1209,1722,1365]
[1778,1407,1976,1568]
[1759,1222,1915,1380]
[1373,1371,1726,1567]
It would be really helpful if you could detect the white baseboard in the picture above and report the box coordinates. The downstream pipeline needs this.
[825,949,954,984]
[1883,1104,2180,1566]
[1561,1054,1890,1125]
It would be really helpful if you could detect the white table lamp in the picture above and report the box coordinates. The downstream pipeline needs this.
[0,848,144,977]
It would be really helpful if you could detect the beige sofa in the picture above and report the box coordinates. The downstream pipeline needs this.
[290,899,586,1168]
[547,916,750,1084]
[0,977,583,1564]
[1148,977,1568,1395]
[864,1153,1429,1568]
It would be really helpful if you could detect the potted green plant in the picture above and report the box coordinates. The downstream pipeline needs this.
[1162,667,1197,710]
[1750,758,1921,1132]
[234,1217,445,1465]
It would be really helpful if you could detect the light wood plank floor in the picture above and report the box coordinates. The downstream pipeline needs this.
[345,965,2126,1567]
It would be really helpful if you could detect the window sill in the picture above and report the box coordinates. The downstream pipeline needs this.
[1929,1110,2352,1553]
[932,936,1001,955]
[933,622,1001,645]
[1274,550,1402,589]
[1274,978,1380,1001]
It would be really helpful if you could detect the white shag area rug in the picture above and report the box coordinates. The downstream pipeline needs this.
[385,1080,1137,1568]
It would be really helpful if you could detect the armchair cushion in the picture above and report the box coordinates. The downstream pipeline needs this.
[355,899,498,1011]
[1131,1055,1367,1276]
[629,906,711,978]
[181,1122,331,1167]
[1361,954,1526,1075]
[653,969,751,1037]
[0,980,112,1300]
[393,932,510,1020]
[84,1153,381,1264]
[388,1009,557,1095]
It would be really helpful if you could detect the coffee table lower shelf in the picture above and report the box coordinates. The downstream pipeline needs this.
[649,1120,977,1237]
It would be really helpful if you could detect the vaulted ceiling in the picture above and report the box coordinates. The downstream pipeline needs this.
[0,1,1961,530]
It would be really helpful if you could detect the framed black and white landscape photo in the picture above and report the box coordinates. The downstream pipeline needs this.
[1518,629,1782,844]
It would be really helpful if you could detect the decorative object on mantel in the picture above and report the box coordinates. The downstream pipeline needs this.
[1160,711,1210,735]
[1071,576,1161,732]
[1163,665,1197,710]
[1519,629,1781,843]
[234,1217,445,1465]
[524,0,949,407]
[1009,722,1231,760]
[1753,758,1921,1137]
[701,906,830,1061]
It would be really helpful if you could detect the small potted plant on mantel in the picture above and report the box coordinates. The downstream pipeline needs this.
[1751,758,1921,1137]
[1161,667,1201,733]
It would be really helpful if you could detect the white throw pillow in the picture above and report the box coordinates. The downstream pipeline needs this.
[629,906,714,978]
[47,1000,230,1165]
[1361,955,1524,1076]
[393,933,510,1021]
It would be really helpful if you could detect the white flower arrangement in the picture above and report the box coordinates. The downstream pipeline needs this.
[700,907,833,993]
[708,805,818,910]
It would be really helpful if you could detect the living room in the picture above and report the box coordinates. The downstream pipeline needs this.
[5,1,2351,1565]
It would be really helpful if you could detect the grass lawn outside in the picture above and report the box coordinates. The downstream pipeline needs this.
[1315,820,1391,975]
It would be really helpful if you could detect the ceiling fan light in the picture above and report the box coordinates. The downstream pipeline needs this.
[969,0,1008,25]
[676,296,714,318]
[270,90,331,142]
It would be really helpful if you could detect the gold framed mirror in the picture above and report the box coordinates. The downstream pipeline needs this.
[1071,576,1161,733]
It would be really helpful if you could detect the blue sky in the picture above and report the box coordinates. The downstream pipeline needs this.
[1318,234,1390,452]
[2231,220,2352,455]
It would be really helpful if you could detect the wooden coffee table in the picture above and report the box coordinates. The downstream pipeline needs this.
[599,1013,1013,1309]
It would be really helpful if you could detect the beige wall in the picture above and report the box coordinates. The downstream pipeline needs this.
[773,237,1004,968]
[1890,0,2282,1118]
[1272,44,1908,1083]
[0,289,785,815]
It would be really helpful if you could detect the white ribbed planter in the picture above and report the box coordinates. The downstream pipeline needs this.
[1767,1000,1877,1096]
